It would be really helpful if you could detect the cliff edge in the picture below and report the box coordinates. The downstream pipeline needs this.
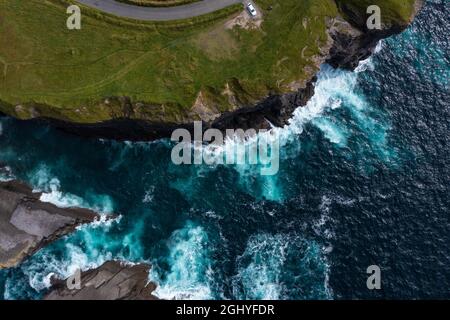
[0,0,423,140]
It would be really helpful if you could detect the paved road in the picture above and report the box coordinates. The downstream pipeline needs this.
[76,0,243,21]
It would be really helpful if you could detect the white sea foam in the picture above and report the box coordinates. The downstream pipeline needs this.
[0,167,122,297]
[19,243,112,293]
[231,233,332,300]
[314,194,356,240]
[355,41,383,73]
[30,166,114,213]
[312,117,349,146]
[232,234,287,300]
[77,213,122,230]
[170,61,393,202]
[13,212,124,295]
[142,186,155,203]
[150,221,214,300]
[4,46,396,300]
[0,165,15,182]
[39,178,87,208]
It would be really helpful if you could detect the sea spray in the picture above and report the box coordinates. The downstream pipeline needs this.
[1,2,448,301]
[0,165,14,182]
[150,221,214,300]
[0,63,397,300]
[231,233,332,300]
[29,166,114,213]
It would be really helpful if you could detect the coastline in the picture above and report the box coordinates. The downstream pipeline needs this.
[1,0,448,301]
[40,29,419,141]
[0,180,103,269]
[0,1,424,142]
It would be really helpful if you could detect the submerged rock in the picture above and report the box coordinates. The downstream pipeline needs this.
[45,261,158,300]
[0,180,100,268]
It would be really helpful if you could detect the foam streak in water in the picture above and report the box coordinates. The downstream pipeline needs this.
[151,221,214,300]
[30,166,114,213]
[232,233,332,300]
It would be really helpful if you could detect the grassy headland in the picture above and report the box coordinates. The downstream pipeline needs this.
[0,0,417,124]
[335,0,417,28]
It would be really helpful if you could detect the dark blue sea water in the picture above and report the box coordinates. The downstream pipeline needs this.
[0,0,448,300]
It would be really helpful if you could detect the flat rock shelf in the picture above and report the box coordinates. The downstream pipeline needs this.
[0,180,101,268]
[45,261,158,300]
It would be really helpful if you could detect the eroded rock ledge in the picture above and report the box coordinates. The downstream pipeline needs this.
[45,260,158,300]
[0,180,99,268]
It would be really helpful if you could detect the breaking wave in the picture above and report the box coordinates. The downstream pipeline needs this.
[2,1,448,300]
[231,233,332,300]
[30,166,114,214]
[150,221,214,300]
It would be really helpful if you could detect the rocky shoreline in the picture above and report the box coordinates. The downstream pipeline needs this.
[0,1,424,300]
[0,179,159,300]
[0,180,100,268]
[45,260,158,300]
[28,1,423,142]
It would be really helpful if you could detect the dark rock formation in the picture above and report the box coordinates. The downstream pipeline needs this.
[47,76,317,141]
[326,26,400,70]
[44,260,158,300]
[211,77,317,132]
[328,0,424,70]
[0,180,99,268]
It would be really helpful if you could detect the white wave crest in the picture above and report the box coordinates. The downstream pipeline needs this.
[150,221,214,300]
[30,166,114,213]
[231,233,332,300]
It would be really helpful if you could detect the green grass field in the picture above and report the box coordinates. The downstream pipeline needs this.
[335,0,417,28]
[0,0,417,123]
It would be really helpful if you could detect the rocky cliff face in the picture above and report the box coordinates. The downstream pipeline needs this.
[44,260,158,300]
[327,0,424,70]
[45,0,423,141]
[198,0,424,134]
[0,180,100,268]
